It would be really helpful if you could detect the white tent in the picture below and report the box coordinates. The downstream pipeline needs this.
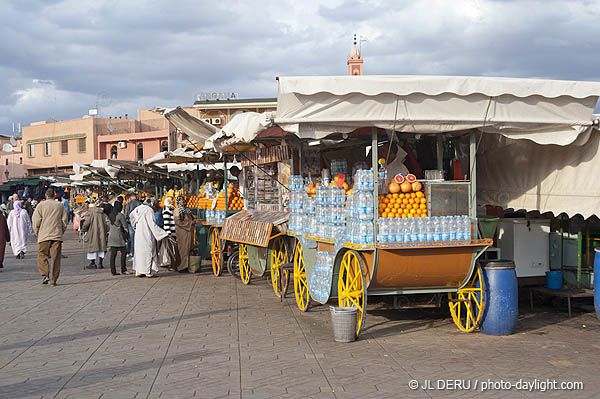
[162,106,218,146]
[205,112,273,152]
[477,131,600,219]
[275,75,600,145]
[273,75,600,218]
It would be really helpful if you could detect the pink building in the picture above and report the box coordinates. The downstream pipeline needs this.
[0,137,27,184]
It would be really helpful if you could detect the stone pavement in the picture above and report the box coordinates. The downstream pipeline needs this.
[0,229,599,399]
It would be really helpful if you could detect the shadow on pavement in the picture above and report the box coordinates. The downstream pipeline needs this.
[0,349,218,398]
[0,307,244,352]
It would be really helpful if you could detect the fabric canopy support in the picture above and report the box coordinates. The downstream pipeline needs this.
[477,132,600,219]
[275,75,600,145]
[163,106,218,146]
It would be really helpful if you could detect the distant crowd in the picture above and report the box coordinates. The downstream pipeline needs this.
[0,189,195,287]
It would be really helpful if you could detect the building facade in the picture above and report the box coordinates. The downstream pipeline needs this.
[22,116,173,175]
[20,97,277,176]
[0,137,27,184]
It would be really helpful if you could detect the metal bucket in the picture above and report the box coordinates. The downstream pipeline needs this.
[329,306,358,343]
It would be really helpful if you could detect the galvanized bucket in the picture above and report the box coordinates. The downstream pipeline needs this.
[329,306,358,343]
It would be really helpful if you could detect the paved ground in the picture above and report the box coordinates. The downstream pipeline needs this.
[0,229,599,399]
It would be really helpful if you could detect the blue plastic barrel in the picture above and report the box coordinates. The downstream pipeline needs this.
[545,271,563,290]
[594,248,600,319]
[480,260,518,335]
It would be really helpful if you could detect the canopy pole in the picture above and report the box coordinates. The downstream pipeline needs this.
[224,159,228,212]
[469,130,477,235]
[372,127,378,243]
[436,135,444,171]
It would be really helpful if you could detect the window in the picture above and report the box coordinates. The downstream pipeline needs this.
[137,143,144,161]
[19,157,22,164]
[61,140,68,154]
[4,159,7,166]
[78,138,86,152]
[44,142,51,156]
[161,141,168,152]
[110,145,118,159]
[28,144,35,157]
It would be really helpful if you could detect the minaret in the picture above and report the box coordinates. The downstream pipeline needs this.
[347,34,363,76]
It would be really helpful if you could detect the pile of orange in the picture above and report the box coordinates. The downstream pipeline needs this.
[378,191,428,218]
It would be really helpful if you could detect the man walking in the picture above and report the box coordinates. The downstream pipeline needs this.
[32,188,68,286]
[123,193,141,257]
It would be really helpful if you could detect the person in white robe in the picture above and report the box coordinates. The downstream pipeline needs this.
[129,199,168,277]
[7,200,33,258]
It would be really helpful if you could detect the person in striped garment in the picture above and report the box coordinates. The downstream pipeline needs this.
[162,196,176,238]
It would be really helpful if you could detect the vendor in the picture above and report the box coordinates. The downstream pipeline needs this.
[366,141,409,178]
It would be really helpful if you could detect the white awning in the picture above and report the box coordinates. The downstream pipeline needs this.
[205,112,273,152]
[163,106,218,146]
[478,131,600,219]
[275,75,600,145]
[144,148,201,165]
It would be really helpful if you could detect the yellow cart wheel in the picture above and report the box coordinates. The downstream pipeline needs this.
[269,237,289,298]
[239,244,251,285]
[293,240,310,312]
[210,228,223,277]
[448,265,485,333]
[338,250,367,337]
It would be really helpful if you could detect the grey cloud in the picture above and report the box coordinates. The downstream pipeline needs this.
[2,0,600,134]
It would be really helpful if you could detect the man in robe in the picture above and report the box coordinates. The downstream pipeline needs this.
[130,198,168,277]
[174,196,194,272]
[0,210,8,268]
[7,200,33,259]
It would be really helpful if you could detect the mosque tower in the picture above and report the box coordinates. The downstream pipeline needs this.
[347,34,364,76]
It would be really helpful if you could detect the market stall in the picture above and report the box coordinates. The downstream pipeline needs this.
[214,125,296,297]
[270,75,600,337]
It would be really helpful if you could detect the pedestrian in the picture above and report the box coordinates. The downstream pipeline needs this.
[123,193,141,257]
[162,196,176,237]
[7,200,33,259]
[129,198,168,277]
[0,204,7,217]
[174,196,194,273]
[7,193,18,211]
[107,201,130,276]
[32,188,68,285]
[81,201,110,269]
[0,208,8,269]
[61,196,72,223]
[24,199,34,219]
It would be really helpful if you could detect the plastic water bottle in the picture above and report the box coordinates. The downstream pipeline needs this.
[441,216,451,242]
[365,221,374,244]
[386,219,397,242]
[417,218,427,242]
[378,159,388,195]
[433,217,442,242]
[376,219,384,242]
[394,219,404,243]
[449,216,457,241]
[407,219,416,244]
[463,216,472,241]
[426,217,434,242]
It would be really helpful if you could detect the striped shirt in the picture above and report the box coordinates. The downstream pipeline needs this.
[162,207,176,237]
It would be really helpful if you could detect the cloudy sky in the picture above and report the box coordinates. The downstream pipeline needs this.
[1,0,599,134]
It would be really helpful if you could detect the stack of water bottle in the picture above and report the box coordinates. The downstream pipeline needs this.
[215,209,226,225]
[315,185,346,240]
[288,175,306,233]
[206,209,215,224]
[376,215,472,246]
[204,184,215,223]
[330,158,348,177]
[345,169,375,245]
[309,251,335,302]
